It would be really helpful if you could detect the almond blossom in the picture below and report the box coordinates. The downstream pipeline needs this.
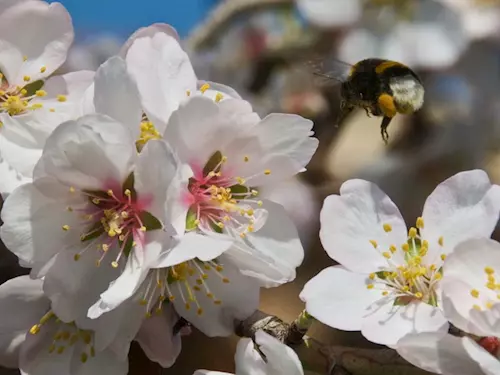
[398,332,500,375]
[0,0,94,195]
[300,170,500,347]
[0,114,190,330]
[440,238,500,338]
[193,330,304,375]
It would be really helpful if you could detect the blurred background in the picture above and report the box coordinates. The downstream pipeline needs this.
[3,0,500,374]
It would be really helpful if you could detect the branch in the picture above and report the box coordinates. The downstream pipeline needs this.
[185,0,294,51]
[234,310,432,375]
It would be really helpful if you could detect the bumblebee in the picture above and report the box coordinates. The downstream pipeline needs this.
[309,58,425,143]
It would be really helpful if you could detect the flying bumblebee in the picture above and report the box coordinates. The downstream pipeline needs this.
[308,57,425,144]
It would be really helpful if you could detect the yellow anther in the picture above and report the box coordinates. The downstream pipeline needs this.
[74,254,81,261]
[440,254,447,261]
[434,273,442,281]
[124,189,131,197]
[408,227,417,238]
[416,217,424,229]
[369,273,375,280]
[403,286,410,292]
[382,252,391,259]
[194,219,200,226]
[0,90,4,96]
[389,245,397,253]
[197,307,203,315]
[140,226,147,232]
[244,155,249,162]
[23,56,27,61]
[62,225,70,231]
[185,302,191,310]
[111,261,119,268]
[487,283,496,290]
[369,240,378,248]
[383,223,392,232]
[473,304,482,311]
[106,189,113,196]
[23,75,31,82]
[200,83,210,93]
[214,300,222,305]
[401,243,409,252]
[415,292,423,299]
[382,291,389,296]
[49,108,55,112]
[471,289,480,298]
[40,66,46,73]
[31,103,43,109]
[186,90,191,96]
[430,264,437,271]
[57,346,65,354]
[486,301,494,309]
[366,284,374,289]
[57,95,67,102]
[21,89,27,95]
[92,198,100,204]
[264,169,271,175]
[102,244,109,252]
[257,201,263,206]
[485,267,495,275]
[488,275,495,283]
[216,222,224,229]
[35,90,47,97]
[239,232,246,238]
[29,324,41,335]
[214,92,223,103]
[438,236,444,246]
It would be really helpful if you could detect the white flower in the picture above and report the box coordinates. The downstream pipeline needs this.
[438,0,500,40]
[75,51,261,338]
[300,170,500,347]
[193,330,304,375]
[440,238,500,338]
[397,332,500,375]
[338,0,469,69]
[0,114,187,324]
[296,0,362,28]
[0,0,93,195]
[0,276,133,375]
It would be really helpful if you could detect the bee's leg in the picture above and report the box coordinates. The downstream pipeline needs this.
[380,116,393,144]
[336,102,354,128]
[364,107,372,117]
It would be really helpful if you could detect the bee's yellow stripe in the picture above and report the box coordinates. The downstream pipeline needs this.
[378,93,397,117]
[375,61,407,74]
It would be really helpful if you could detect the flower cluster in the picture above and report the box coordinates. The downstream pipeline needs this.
[0,2,318,374]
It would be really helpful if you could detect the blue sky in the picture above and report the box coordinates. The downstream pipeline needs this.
[51,0,219,41]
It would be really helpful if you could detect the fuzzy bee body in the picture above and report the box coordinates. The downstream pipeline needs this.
[310,58,425,143]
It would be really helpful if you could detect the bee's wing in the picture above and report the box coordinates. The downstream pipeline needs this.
[303,55,353,88]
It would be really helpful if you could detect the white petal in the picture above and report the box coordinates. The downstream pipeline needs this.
[0,1,73,84]
[362,300,449,348]
[171,261,259,337]
[397,333,489,375]
[70,349,128,375]
[462,336,500,375]
[296,0,361,28]
[193,371,233,375]
[0,276,49,368]
[135,305,181,368]
[421,170,500,263]
[37,114,136,190]
[125,32,197,130]
[442,238,500,337]
[135,140,184,225]
[164,96,259,167]
[233,338,266,375]
[320,179,408,273]
[240,330,303,375]
[222,113,319,187]
[119,23,180,57]
[225,200,304,287]
[196,81,242,101]
[153,232,233,268]
[93,56,142,139]
[0,179,82,266]
[300,266,380,331]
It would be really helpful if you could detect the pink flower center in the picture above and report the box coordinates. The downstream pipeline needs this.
[63,176,160,268]
[186,151,269,238]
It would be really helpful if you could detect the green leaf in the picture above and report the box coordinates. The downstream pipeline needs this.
[121,235,134,257]
[23,80,44,96]
[185,209,198,231]
[203,150,222,177]
[122,172,137,201]
[80,221,104,242]
[139,211,163,231]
